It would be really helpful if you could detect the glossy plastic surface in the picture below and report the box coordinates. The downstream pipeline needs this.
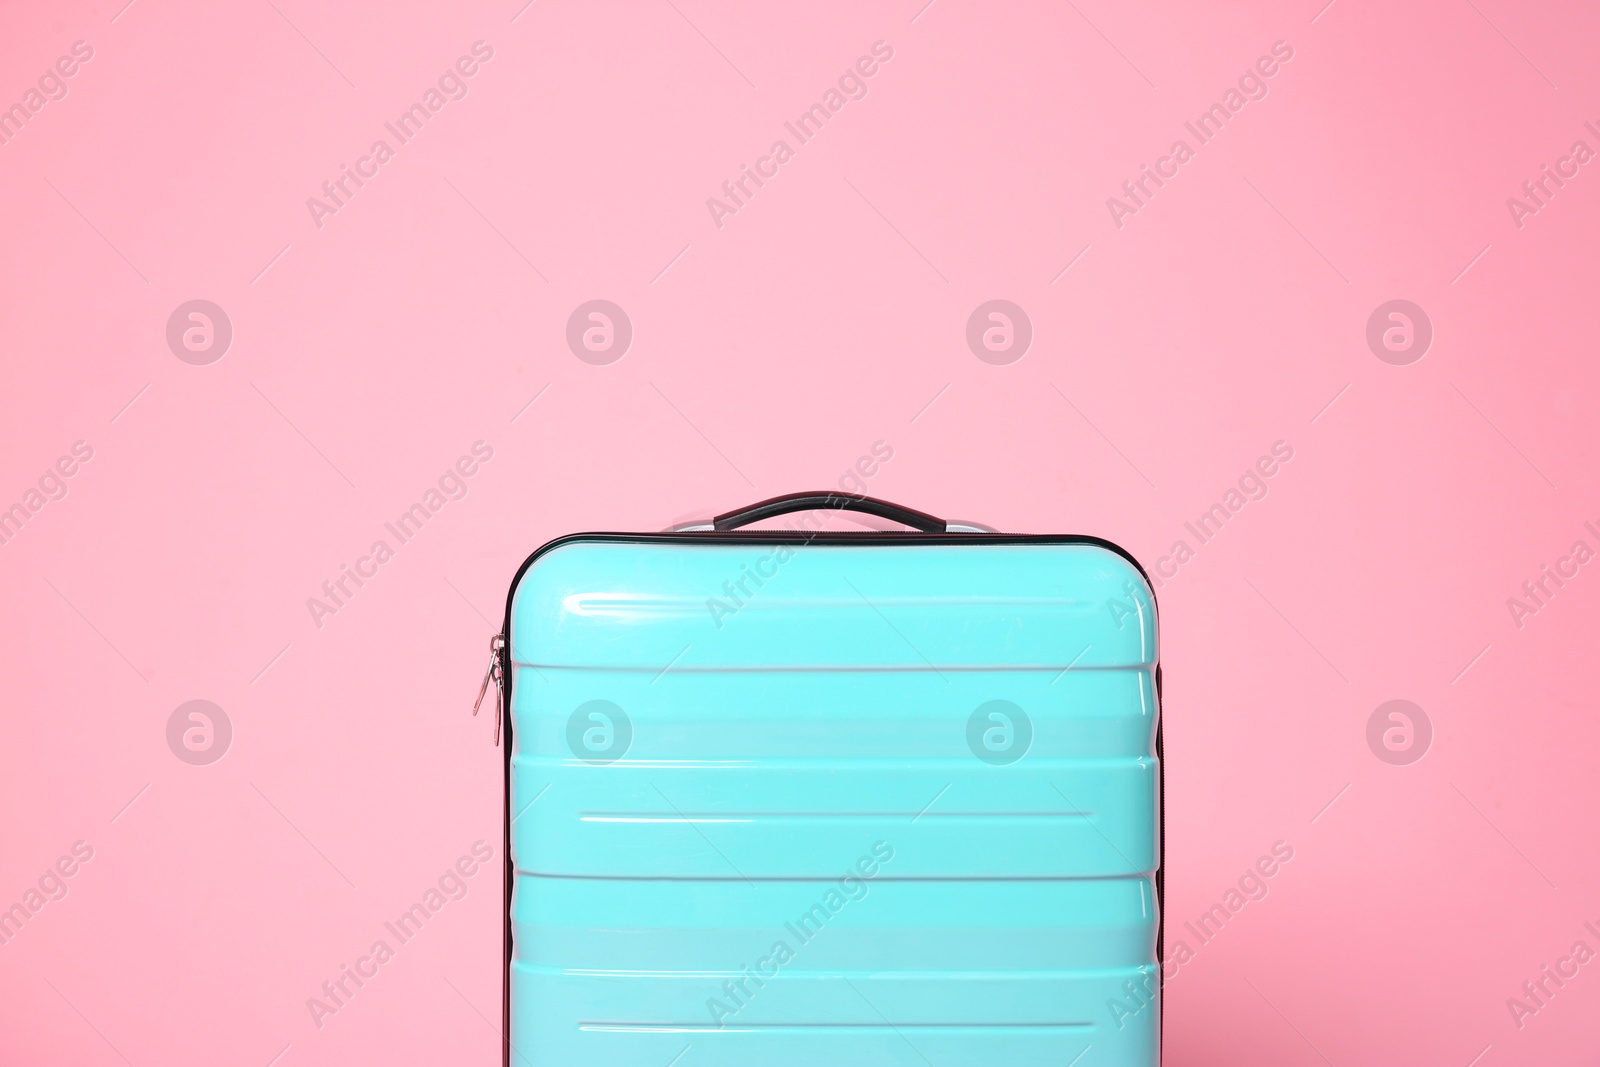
[507,539,1160,1065]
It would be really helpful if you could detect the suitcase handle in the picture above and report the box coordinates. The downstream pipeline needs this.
[712,491,948,532]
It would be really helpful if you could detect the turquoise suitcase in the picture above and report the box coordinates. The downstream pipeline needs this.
[481,493,1162,1065]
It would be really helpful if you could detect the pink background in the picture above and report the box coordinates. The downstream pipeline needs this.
[2,0,1598,1063]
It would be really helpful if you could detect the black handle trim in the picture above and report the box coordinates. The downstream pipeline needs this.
[712,491,947,533]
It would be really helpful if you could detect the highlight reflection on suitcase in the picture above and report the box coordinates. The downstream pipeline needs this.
[490,493,1162,1066]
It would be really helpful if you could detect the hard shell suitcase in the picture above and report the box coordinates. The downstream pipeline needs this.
[484,492,1162,1065]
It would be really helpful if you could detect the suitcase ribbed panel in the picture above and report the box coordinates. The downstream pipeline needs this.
[508,541,1159,1066]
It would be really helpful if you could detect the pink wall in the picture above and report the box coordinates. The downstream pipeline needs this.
[2,1,1597,1063]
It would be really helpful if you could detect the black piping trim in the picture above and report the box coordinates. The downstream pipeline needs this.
[498,530,1162,1066]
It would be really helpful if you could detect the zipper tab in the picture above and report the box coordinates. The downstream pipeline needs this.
[474,634,506,745]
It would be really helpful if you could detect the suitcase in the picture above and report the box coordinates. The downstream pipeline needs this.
[480,492,1162,1065]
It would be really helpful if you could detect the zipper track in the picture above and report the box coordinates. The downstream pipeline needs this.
[496,530,1163,1066]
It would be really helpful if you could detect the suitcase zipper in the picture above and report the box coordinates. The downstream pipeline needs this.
[474,633,506,745]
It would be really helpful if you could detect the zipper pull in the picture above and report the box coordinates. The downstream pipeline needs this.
[474,634,506,745]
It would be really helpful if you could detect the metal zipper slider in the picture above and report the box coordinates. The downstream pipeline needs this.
[474,634,506,745]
